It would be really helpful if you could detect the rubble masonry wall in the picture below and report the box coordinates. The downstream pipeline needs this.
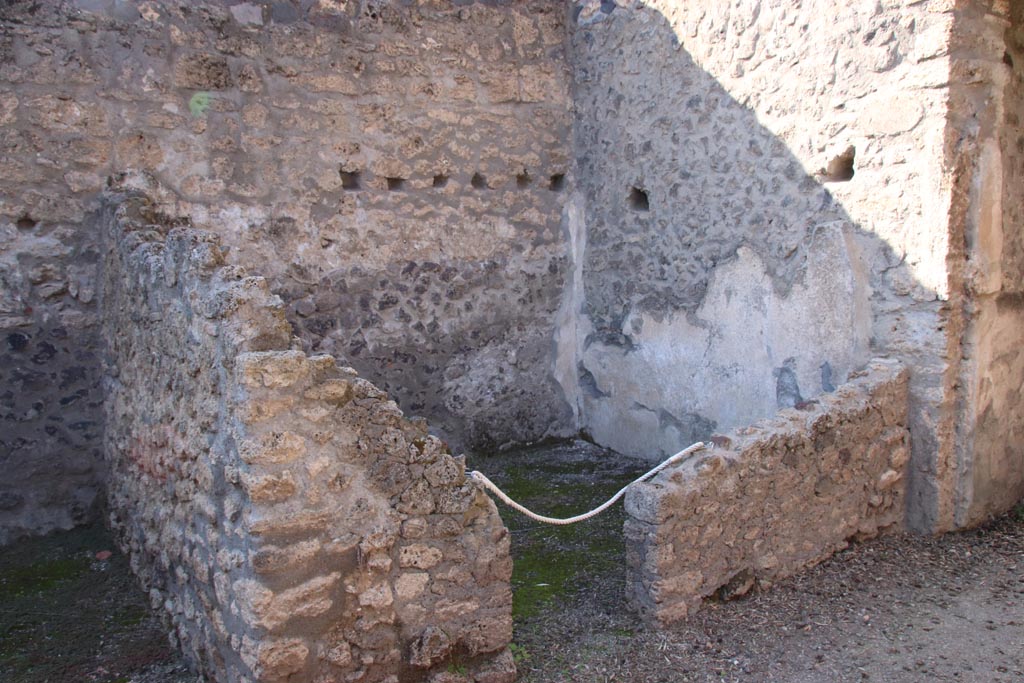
[565,0,954,533]
[100,190,514,683]
[0,0,575,542]
[624,359,911,624]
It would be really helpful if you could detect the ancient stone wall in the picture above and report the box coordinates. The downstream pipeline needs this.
[3,0,1022,553]
[565,1,952,529]
[949,0,1024,526]
[0,0,575,541]
[624,359,910,624]
[0,265,102,545]
[100,188,514,683]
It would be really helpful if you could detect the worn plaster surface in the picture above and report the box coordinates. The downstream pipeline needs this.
[948,0,1024,527]
[561,0,1023,535]
[565,1,953,532]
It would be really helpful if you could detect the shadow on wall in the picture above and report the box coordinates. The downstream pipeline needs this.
[564,2,948,528]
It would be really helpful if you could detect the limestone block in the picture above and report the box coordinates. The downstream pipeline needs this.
[242,470,297,503]
[399,544,443,570]
[303,379,353,407]
[409,626,451,668]
[248,510,332,538]
[435,485,476,515]
[239,432,308,466]
[394,572,429,601]
[237,573,340,631]
[424,455,466,488]
[399,480,436,515]
[0,92,17,126]
[236,396,298,424]
[25,95,110,134]
[237,351,311,388]
[252,540,320,576]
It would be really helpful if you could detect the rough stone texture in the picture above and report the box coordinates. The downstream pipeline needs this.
[569,0,942,475]
[99,189,513,683]
[0,0,1021,582]
[946,1,1024,527]
[0,316,103,544]
[565,1,954,534]
[196,0,577,453]
[624,359,911,624]
[0,0,575,542]
[0,1,110,541]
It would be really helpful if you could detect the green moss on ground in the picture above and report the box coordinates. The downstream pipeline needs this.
[0,524,179,683]
[469,440,648,622]
[0,555,91,600]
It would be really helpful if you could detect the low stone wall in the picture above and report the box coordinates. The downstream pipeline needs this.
[100,189,513,683]
[624,359,910,624]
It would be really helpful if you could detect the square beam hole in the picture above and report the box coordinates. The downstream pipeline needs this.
[340,170,361,190]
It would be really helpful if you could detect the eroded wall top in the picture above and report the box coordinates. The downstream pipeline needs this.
[100,187,515,683]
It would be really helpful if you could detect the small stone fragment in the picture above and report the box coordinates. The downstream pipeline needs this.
[409,626,451,668]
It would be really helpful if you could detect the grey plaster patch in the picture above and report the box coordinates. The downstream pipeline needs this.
[579,229,871,459]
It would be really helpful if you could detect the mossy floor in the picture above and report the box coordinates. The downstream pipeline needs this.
[470,445,1024,683]
[0,523,188,683]
[466,439,650,622]
[0,439,645,683]
[1,440,644,683]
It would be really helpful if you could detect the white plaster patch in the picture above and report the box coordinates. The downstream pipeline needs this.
[582,225,871,458]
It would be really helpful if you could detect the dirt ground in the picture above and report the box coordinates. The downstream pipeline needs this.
[0,523,192,683]
[2,440,1022,683]
[486,441,1024,683]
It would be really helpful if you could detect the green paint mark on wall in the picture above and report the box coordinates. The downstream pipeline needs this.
[189,92,210,117]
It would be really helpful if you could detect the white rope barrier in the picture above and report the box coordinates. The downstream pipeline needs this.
[468,441,709,526]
